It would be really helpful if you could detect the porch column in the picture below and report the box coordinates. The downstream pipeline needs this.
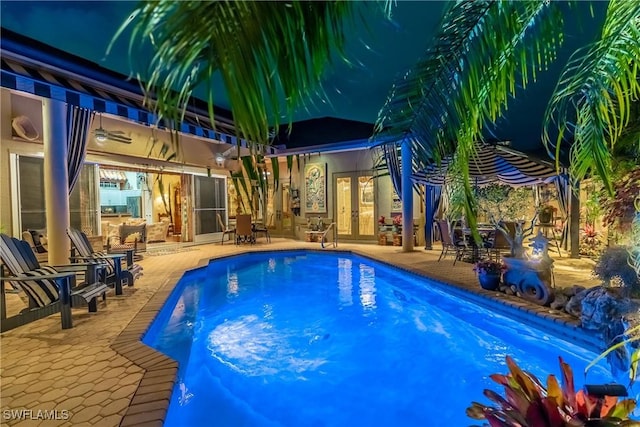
[401,139,414,252]
[424,184,433,250]
[43,99,70,265]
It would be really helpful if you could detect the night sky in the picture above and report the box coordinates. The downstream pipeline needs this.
[1,1,606,152]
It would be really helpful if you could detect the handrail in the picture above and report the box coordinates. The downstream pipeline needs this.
[321,222,337,248]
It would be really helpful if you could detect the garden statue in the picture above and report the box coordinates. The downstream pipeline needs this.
[501,231,555,305]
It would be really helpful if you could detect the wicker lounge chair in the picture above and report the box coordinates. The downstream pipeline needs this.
[67,228,142,295]
[1,234,109,331]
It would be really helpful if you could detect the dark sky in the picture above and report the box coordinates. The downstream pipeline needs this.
[1,1,606,152]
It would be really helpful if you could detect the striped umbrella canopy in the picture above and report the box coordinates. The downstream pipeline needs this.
[412,143,561,187]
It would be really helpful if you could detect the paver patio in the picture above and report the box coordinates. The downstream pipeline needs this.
[0,239,599,426]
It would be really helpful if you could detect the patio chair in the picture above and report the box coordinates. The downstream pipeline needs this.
[488,221,515,261]
[216,213,235,245]
[235,214,255,245]
[67,228,142,295]
[252,217,271,243]
[1,234,109,331]
[435,219,467,265]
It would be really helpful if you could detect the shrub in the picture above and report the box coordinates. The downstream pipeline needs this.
[594,246,640,298]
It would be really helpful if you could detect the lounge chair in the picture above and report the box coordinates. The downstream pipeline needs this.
[216,213,235,245]
[67,228,143,295]
[1,234,109,331]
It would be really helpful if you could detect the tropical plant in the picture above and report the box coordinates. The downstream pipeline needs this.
[113,1,381,147]
[467,355,638,426]
[473,259,505,275]
[543,1,640,196]
[594,246,640,298]
[580,223,604,258]
[372,0,566,236]
[602,167,640,233]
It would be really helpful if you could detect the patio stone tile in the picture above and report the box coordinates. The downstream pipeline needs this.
[110,383,139,401]
[126,399,169,415]
[92,414,123,427]
[11,372,41,385]
[68,406,101,423]
[65,383,96,398]
[116,372,144,387]
[119,409,165,427]
[92,377,121,392]
[55,396,86,412]
[38,387,70,403]
[10,392,45,407]
[82,390,113,406]
[99,397,131,417]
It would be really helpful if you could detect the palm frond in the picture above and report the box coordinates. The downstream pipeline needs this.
[543,0,640,195]
[373,0,565,228]
[112,1,385,147]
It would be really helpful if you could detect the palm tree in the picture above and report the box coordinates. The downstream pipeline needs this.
[117,0,640,229]
[112,0,384,148]
[373,0,639,232]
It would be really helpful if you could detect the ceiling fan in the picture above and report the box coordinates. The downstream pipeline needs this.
[94,113,132,144]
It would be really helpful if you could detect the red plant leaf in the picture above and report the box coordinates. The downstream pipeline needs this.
[490,373,511,386]
[504,386,531,414]
[546,374,564,407]
[575,390,598,417]
[466,402,488,420]
[559,357,576,409]
[506,356,542,400]
[525,399,550,426]
[541,397,566,427]
[484,389,516,410]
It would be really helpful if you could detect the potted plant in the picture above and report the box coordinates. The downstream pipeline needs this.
[392,214,402,232]
[473,259,505,291]
[538,204,556,224]
[378,215,386,231]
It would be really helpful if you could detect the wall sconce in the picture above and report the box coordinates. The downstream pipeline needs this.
[215,154,225,167]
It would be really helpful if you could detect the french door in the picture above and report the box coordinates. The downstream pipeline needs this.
[267,181,294,236]
[334,172,376,241]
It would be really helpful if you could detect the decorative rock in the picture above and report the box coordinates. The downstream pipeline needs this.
[550,293,568,311]
[503,286,516,296]
[565,287,593,317]
[580,287,633,331]
[561,285,587,297]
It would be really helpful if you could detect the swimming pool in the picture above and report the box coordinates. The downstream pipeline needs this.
[143,251,612,427]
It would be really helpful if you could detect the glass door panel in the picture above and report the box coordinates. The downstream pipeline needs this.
[358,176,375,236]
[336,177,352,236]
[193,175,226,242]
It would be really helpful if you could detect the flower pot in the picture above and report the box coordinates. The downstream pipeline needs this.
[478,272,501,291]
[539,211,553,224]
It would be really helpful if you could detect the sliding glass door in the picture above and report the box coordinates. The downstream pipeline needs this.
[193,175,227,242]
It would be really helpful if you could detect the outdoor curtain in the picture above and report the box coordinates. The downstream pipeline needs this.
[554,174,570,249]
[424,184,442,248]
[383,143,402,199]
[67,107,94,193]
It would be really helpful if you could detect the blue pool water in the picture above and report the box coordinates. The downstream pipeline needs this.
[144,251,613,427]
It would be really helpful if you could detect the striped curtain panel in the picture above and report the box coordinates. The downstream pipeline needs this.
[67,107,94,194]
[383,143,402,198]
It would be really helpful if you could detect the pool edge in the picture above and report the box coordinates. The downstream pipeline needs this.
[114,247,603,426]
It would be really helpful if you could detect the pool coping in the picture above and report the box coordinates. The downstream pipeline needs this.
[114,247,604,426]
